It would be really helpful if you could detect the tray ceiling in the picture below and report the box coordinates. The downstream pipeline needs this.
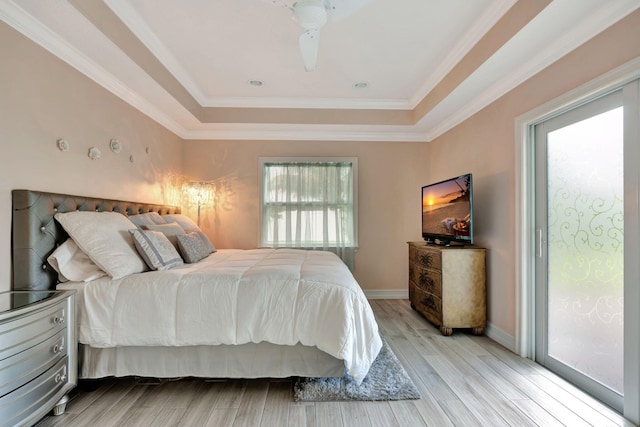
[1,0,638,141]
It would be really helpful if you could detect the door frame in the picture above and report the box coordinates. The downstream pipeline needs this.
[514,57,640,422]
[534,90,624,410]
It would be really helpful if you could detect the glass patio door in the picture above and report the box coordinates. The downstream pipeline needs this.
[534,89,624,410]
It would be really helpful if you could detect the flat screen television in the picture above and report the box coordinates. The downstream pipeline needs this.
[422,173,473,245]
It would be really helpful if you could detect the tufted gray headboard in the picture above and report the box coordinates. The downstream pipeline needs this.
[11,189,181,291]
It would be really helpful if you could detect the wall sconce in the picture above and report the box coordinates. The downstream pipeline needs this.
[182,181,214,227]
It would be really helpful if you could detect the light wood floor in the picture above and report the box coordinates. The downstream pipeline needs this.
[36,299,634,427]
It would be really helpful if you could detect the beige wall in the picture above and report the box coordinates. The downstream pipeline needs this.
[422,10,640,339]
[0,22,184,293]
[182,139,425,292]
[3,8,639,343]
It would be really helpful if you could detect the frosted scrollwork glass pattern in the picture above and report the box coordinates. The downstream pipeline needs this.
[547,107,624,394]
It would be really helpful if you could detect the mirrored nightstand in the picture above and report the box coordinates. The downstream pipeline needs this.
[0,290,77,426]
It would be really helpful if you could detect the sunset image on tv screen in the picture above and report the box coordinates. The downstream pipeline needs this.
[422,175,471,239]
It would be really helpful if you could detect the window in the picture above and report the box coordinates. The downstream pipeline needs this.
[259,157,358,269]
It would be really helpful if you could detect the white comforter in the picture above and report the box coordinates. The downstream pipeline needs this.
[59,249,382,382]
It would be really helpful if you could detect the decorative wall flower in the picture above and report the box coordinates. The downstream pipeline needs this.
[88,147,101,160]
[57,139,70,152]
[110,139,122,154]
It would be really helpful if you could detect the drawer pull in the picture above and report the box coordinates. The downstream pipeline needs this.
[418,271,435,289]
[418,253,432,267]
[52,344,64,354]
[421,296,438,311]
[52,315,65,325]
[54,373,67,384]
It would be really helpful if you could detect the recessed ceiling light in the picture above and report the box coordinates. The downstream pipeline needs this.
[248,80,264,87]
[353,82,368,89]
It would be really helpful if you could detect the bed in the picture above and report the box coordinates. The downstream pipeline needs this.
[11,189,382,383]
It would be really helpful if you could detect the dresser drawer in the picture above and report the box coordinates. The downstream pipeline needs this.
[410,245,442,270]
[0,301,67,361]
[409,265,442,296]
[409,284,442,326]
[0,329,67,397]
[0,357,69,427]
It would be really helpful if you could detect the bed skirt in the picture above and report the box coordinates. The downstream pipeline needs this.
[79,342,345,379]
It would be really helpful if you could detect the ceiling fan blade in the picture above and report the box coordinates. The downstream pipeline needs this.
[325,0,373,21]
[299,29,320,72]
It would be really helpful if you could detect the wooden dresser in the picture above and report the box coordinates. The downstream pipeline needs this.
[408,242,486,336]
[0,290,77,426]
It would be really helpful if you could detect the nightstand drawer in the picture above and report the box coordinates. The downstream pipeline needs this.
[0,301,67,361]
[0,329,67,397]
[0,357,68,427]
[409,265,442,296]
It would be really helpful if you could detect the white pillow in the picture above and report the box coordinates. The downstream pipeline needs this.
[128,212,166,228]
[47,239,106,282]
[130,229,184,271]
[162,214,200,232]
[55,211,148,280]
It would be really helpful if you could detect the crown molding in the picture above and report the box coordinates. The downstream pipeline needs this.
[104,0,413,111]
[0,0,189,137]
[103,0,207,104]
[4,0,638,143]
[200,96,412,110]
[105,0,516,112]
[178,126,429,142]
[422,0,640,141]
[408,0,517,109]
[0,0,422,142]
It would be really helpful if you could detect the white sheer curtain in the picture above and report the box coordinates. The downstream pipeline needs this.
[260,160,357,270]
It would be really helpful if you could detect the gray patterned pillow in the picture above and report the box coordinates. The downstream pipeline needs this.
[176,231,216,263]
[129,229,184,271]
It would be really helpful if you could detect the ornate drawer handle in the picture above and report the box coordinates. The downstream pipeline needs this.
[422,296,437,310]
[52,344,64,354]
[419,272,434,288]
[54,373,67,384]
[52,315,65,324]
[418,253,432,267]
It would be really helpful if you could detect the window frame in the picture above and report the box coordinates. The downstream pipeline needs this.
[258,156,358,249]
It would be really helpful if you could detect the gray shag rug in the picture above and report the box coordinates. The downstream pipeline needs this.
[293,338,420,401]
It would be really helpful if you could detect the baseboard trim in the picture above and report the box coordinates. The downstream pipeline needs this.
[485,322,516,353]
[364,292,518,354]
[364,290,409,300]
